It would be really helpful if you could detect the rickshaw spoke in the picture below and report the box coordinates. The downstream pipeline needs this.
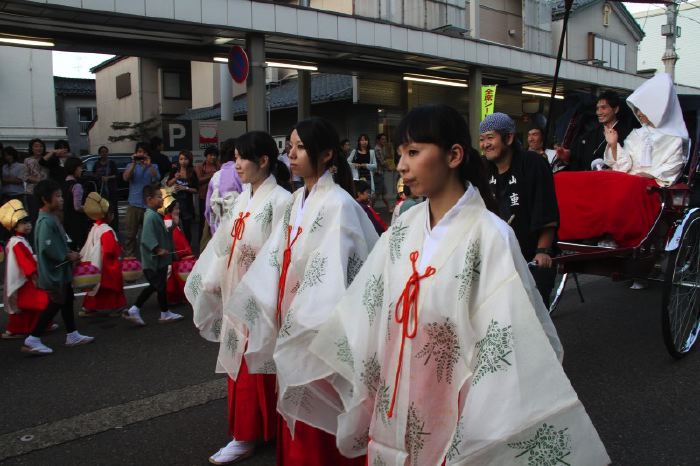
[664,214,700,356]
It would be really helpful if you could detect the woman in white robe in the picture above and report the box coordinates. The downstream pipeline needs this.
[285,105,610,465]
[186,131,292,465]
[219,117,379,466]
[604,73,688,186]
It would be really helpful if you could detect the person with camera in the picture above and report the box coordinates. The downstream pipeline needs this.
[123,142,160,258]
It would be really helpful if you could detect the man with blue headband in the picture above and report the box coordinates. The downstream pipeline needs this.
[480,112,560,307]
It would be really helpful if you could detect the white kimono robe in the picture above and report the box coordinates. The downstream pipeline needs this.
[79,222,114,297]
[3,236,33,315]
[291,186,609,465]
[605,72,688,187]
[187,175,291,344]
[604,128,684,186]
[217,172,379,417]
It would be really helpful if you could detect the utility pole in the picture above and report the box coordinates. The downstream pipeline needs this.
[661,0,680,82]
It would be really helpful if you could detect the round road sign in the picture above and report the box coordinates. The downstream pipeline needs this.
[228,45,249,83]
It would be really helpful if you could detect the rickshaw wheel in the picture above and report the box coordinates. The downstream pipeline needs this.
[662,210,700,359]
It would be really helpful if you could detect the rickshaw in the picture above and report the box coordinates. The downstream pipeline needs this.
[550,134,700,359]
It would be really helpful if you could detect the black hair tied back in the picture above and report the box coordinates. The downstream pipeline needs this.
[395,104,497,212]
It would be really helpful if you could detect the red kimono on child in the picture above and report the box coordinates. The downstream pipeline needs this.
[4,235,48,335]
[166,217,193,304]
[83,220,126,311]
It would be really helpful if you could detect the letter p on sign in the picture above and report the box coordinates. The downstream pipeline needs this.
[169,123,186,148]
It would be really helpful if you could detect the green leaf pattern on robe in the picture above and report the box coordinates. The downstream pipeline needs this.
[389,222,409,263]
[346,253,364,287]
[188,272,203,299]
[336,336,354,370]
[405,402,430,463]
[415,318,461,384]
[473,319,514,385]
[298,254,327,293]
[455,240,481,302]
[225,328,238,355]
[508,423,572,466]
[244,297,261,326]
[362,274,384,326]
[254,201,273,228]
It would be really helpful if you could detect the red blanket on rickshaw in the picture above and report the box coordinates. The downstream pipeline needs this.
[554,171,661,247]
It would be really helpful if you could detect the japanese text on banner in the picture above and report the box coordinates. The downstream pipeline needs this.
[481,85,497,120]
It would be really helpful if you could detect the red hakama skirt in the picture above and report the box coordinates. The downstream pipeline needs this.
[227,358,277,442]
[277,416,366,466]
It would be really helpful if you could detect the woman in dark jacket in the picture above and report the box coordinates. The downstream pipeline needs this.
[63,157,92,250]
[166,150,198,244]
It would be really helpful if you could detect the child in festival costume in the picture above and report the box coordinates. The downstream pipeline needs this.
[0,200,53,339]
[220,118,378,466]
[159,188,193,305]
[123,184,184,326]
[80,192,126,315]
[286,105,610,465]
[354,179,387,235]
[188,131,292,465]
[23,179,94,355]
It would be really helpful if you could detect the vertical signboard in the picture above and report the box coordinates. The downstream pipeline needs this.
[481,85,497,120]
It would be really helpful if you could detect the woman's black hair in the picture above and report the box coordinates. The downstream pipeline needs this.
[177,150,195,177]
[395,104,497,212]
[98,145,109,154]
[235,131,292,192]
[28,138,46,156]
[356,133,370,152]
[64,157,82,178]
[3,146,19,163]
[134,141,151,155]
[34,179,62,206]
[294,117,355,197]
[204,145,219,157]
[220,138,237,163]
[54,140,70,152]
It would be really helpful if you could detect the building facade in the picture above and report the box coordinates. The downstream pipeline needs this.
[634,2,700,87]
[54,77,96,155]
[551,0,643,74]
[0,46,66,151]
[88,56,192,153]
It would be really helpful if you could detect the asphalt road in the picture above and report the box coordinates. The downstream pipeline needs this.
[0,274,698,466]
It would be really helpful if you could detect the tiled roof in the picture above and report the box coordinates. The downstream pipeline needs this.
[179,73,353,120]
[54,77,96,97]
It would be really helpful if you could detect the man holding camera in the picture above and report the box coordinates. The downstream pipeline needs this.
[123,142,161,258]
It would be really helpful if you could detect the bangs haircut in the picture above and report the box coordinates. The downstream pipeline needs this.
[395,105,470,152]
[394,104,497,213]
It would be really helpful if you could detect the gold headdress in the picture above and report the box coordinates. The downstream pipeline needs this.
[0,199,29,231]
[158,187,176,215]
[84,192,110,221]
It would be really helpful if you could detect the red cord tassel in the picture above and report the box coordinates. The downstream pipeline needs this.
[388,251,436,419]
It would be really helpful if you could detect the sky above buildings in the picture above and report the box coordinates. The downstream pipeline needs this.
[51,2,667,79]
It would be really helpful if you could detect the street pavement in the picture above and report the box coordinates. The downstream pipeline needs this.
[0,274,699,465]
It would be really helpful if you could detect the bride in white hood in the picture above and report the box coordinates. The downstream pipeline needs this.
[603,73,688,186]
